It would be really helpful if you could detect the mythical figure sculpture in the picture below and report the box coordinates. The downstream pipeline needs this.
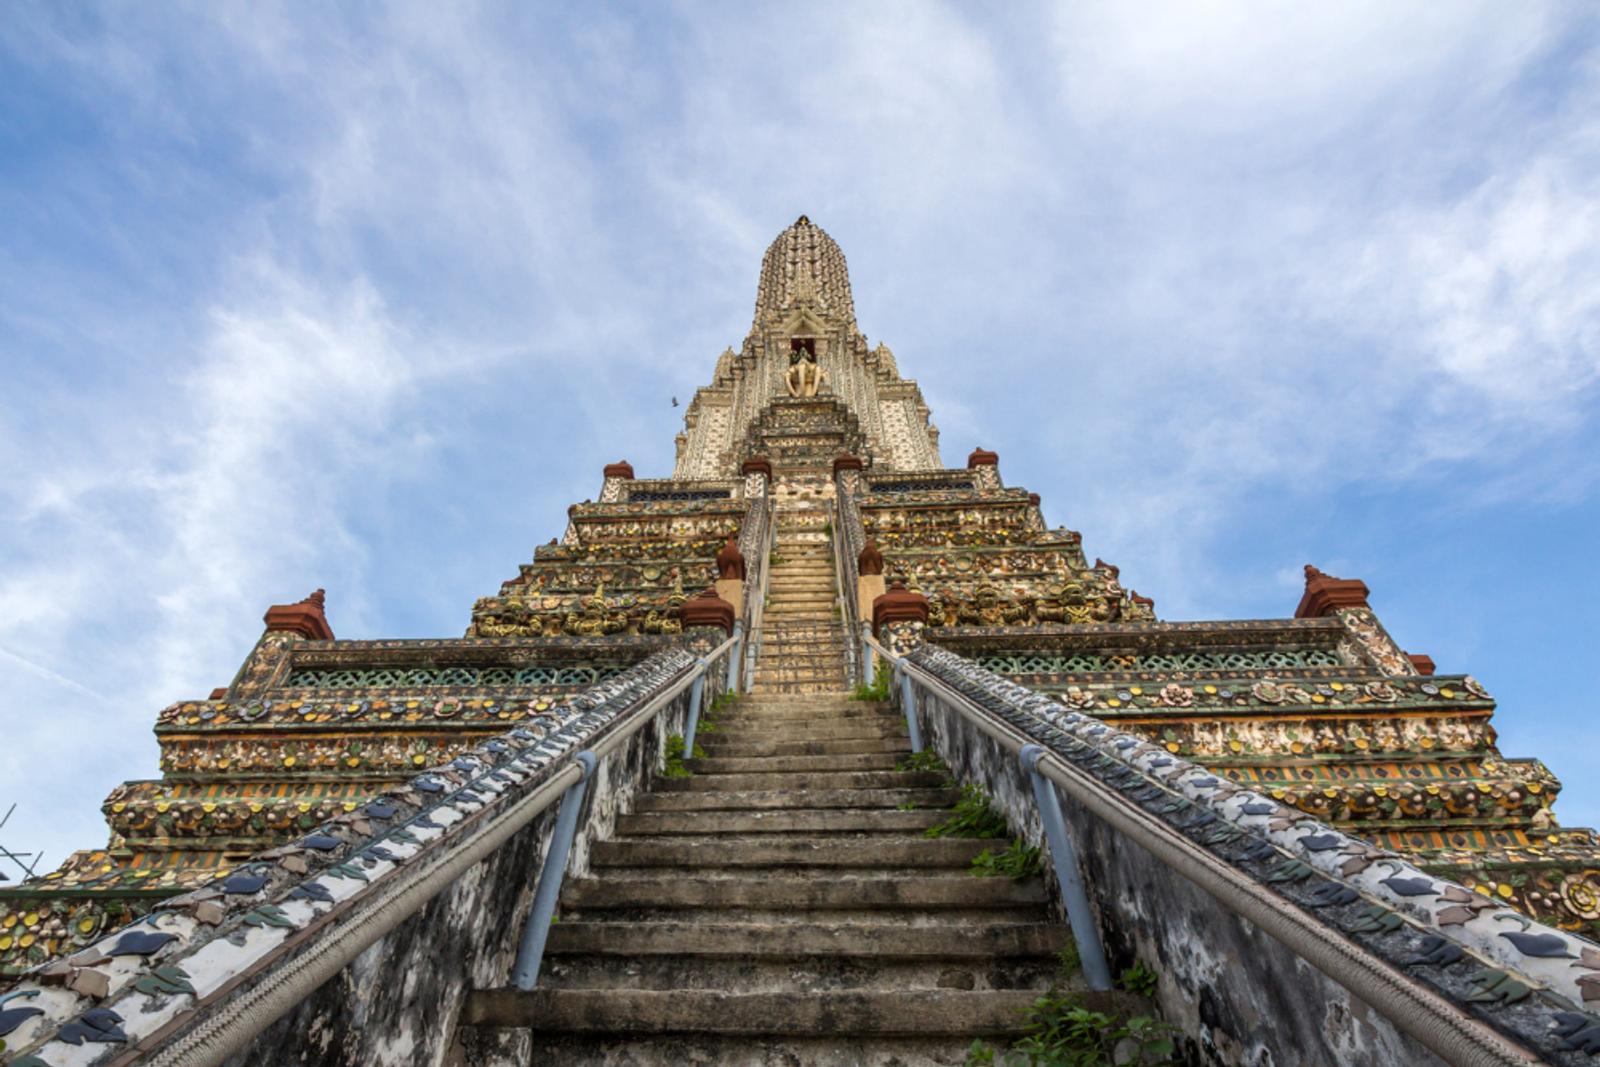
[786,346,825,397]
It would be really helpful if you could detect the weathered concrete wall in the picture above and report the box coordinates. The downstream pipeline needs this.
[915,688,1448,1067]
[221,686,694,1067]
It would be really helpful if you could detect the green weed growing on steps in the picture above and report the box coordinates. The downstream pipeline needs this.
[970,839,1043,880]
[1056,940,1081,979]
[896,800,918,811]
[695,691,740,735]
[964,993,1177,1066]
[662,735,706,779]
[925,784,1010,840]
[895,750,948,775]
[850,664,891,702]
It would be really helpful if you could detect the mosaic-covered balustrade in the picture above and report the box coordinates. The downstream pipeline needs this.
[0,634,673,975]
[931,622,1600,936]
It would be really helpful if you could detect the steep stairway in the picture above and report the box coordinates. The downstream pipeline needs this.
[752,512,848,694]
[461,644,1074,1064]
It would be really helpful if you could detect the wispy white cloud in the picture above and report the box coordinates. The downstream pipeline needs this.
[3,0,1598,859]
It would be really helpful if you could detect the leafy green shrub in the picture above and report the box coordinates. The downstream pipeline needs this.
[925,784,1010,840]
[896,750,947,774]
[965,993,1177,1066]
[971,839,1043,880]
[662,734,705,779]
[1119,961,1159,999]
[851,664,891,702]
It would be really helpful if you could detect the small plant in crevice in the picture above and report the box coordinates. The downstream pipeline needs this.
[896,750,949,776]
[1119,960,1159,999]
[896,800,918,812]
[851,664,891,702]
[970,839,1043,880]
[964,993,1177,1066]
[1056,940,1081,979]
[662,734,705,779]
[925,784,1010,840]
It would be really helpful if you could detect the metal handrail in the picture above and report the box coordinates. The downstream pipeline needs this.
[741,496,775,692]
[828,494,861,687]
[512,627,737,990]
[864,635,1538,1067]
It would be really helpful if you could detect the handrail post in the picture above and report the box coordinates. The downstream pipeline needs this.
[860,622,874,687]
[1020,743,1112,991]
[895,666,924,754]
[728,621,744,695]
[511,749,598,990]
[683,657,710,758]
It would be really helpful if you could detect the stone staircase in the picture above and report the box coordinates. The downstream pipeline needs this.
[461,696,1070,1064]
[752,514,848,694]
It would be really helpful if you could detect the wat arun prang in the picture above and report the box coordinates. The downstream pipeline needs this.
[2,214,1597,979]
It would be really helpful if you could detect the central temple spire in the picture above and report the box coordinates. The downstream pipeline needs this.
[751,215,858,333]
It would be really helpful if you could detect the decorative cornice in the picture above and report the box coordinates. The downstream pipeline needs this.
[262,589,334,641]
[1295,564,1370,618]
[967,447,999,469]
[680,587,736,635]
[832,454,864,475]
[858,540,885,577]
[715,534,746,581]
[872,579,929,635]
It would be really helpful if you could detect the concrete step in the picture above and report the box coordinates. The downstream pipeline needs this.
[561,874,1048,911]
[716,713,902,729]
[543,920,1066,960]
[745,634,846,645]
[654,770,945,792]
[714,706,892,725]
[634,787,960,813]
[697,737,907,757]
[700,720,905,741]
[611,810,958,837]
[593,835,1001,865]
[690,753,901,774]
[537,954,1059,994]
[467,988,1044,1037]
[472,1033,1014,1066]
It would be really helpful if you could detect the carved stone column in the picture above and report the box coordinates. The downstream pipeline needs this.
[873,580,930,657]
[967,447,1001,490]
[600,460,635,503]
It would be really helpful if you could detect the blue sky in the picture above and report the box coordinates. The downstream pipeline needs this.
[2,3,1598,875]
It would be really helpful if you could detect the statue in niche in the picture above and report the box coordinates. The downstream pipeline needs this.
[786,343,825,397]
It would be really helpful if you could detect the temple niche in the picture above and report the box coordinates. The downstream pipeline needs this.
[785,338,824,397]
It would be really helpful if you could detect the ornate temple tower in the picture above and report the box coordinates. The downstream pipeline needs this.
[673,216,941,479]
[3,218,1598,1067]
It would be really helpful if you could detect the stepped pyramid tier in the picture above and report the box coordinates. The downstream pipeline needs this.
[2,218,1597,1067]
